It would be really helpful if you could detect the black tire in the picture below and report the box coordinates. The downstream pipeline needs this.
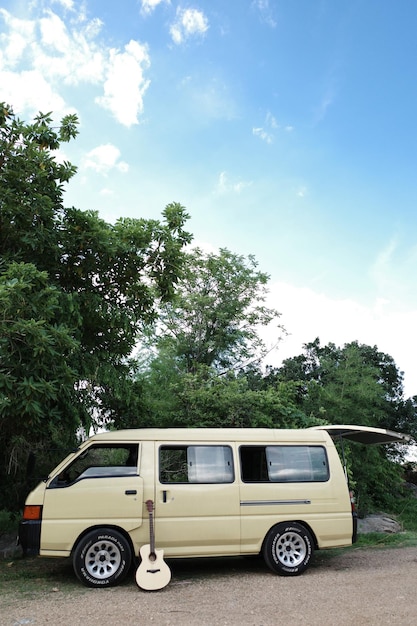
[73,528,132,588]
[263,522,313,576]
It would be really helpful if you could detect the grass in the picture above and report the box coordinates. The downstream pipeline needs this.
[392,491,417,532]
[355,530,417,548]
[0,555,81,597]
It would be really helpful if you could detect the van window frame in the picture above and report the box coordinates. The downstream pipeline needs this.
[239,444,330,483]
[159,444,235,484]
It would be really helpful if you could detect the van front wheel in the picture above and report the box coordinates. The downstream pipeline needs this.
[263,522,313,576]
[73,528,132,587]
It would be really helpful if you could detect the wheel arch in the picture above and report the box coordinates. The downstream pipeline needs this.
[71,524,135,560]
[261,519,319,553]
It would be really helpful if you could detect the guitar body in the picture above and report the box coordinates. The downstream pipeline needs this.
[136,500,171,591]
[136,544,171,590]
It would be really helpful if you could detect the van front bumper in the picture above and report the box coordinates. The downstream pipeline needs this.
[19,520,41,556]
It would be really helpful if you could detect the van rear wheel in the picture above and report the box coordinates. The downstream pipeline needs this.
[263,522,313,576]
[73,528,132,587]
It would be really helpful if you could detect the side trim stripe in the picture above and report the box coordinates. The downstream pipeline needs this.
[240,499,311,506]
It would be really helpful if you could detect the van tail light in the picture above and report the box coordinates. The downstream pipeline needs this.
[349,490,356,512]
[23,505,43,521]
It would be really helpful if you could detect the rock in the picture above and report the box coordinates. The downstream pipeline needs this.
[358,514,401,534]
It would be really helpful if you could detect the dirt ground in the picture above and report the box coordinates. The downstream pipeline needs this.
[1,545,417,626]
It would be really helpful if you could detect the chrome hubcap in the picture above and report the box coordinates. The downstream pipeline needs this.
[275,532,307,567]
[85,540,121,579]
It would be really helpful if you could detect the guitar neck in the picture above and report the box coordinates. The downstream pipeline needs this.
[149,510,155,554]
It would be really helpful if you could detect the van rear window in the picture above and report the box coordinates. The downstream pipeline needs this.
[159,445,234,484]
[240,445,329,483]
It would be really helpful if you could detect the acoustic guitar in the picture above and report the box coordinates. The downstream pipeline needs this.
[136,499,171,591]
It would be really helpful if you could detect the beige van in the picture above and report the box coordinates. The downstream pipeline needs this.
[19,425,406,587]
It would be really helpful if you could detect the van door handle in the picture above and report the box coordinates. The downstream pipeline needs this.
[125,490,137,495]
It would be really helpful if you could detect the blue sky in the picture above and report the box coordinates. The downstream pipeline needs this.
[2,0,417,397]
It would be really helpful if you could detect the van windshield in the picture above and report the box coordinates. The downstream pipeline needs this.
[49,444,139,487]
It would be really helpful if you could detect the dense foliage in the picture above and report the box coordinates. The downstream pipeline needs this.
[129,248,304,430]
[267,339,416,511]
[0,105,191,509]
[142,247,284,373]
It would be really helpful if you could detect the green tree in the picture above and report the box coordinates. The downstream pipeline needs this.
[0,263,80,506]
[129,248,310,431]
[275,339,407,429]
[0,104,191,509]
[272,339,415,511]
[142,247,284,374]
[131,356,315,430]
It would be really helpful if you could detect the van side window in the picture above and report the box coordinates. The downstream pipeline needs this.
[50,444,139,487]
[159,445,234,484]
[240,445,329,483]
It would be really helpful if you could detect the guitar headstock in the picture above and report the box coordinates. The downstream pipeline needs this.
[145,499,154,513]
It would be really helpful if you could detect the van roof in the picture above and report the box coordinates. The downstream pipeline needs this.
[86,428,331,444]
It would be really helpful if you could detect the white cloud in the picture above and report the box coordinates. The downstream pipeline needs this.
[1,8,104,85]
[314,87,336,124]
[252,0,277,28]
[32,12,105,86]
[170,8,209,45]
[262,281,417,398]
[53,146,72,165]
[0,6,150,126]
[140,0,170,15]
[83,144,129,175]
[253,126,273,144]
[187,240,219,255]
[0,10,35,67]
[266,112,278,128]
[51,0,75,9]
[216,171,252,195]
[96,40,150,126]
[253,112,292,143]
[0,69,67,116]
[39,10,70,54]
